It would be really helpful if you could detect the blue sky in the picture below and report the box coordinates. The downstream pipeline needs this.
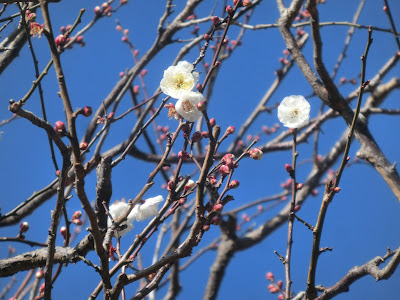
[1,0,400,299]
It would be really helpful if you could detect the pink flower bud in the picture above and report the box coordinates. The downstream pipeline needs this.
[179,197,187,205]
[204,33,210,41]
[222,153,235,165]
[116,25,122,31]
[20,222,29,233]
[94,6,102,15]
[36,270,44,279]
[278,294,285,300]
[226,126,235,135]
[249,148,263,160]
[212,16,219,25]
[269,287,279,294]
[134,49,139,57]
[214,203,223,213]
[219,165,231,176]
[226,5,233,15]
[215,61,221,67]
[333,186,341,193]
[296,183,303,190]
[141,69,148,76]
[133,85,140,94]
[120,0,128,5]
[107,112,114,120]
[76,36,84,43]
[229,180,240,189]
[266,272,274,281]
[83,106,92,117]
[54,121,66,133]
[60,226,67,239]
[267,284,274,291]
[243,0,252,6]
[122,36,128,42]
[56,170,61,177]
[39,283,45,294]
[285,164,293,173]
[55,35,67,47]
[209,118,216,127]
[71,211,82,220]
[294,205,301,212]
[101,2,109,9]
[277,280,283,288]
[119,71,125,77]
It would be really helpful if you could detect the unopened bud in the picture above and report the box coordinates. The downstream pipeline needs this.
[266,272,274,281]
[178,197,187,205]
[79,142,88,151]
[333,186,341,193]
[94,6,102,15]
[83,106,92,117]
[39,283,45,294]
[54,121,66,133]
[294,205,301,212]
[36,270,44,279]
[211,215,222,225]
[71,211,82,220]
[296,183,303,190]
[277,280,283,288]
[226,5,233,15]
[249,148,263,160]
[226,126,235,135]
[219,165,231,176]
[229,180,240,189]
[71,219,83,226]
[20,222,29,233]
[196,101,206,111]
[178,151,190,160]
[201,131,209,138]
[243,0,252,6]
[214,203,224,213]
[55,35,67,47]
[60,226,67,239]
[285,164,293,173]
[209,118,216,127]
[212,16,219,26]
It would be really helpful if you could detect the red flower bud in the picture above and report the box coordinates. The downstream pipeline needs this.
[212,16,219,25]
[219,165,231,176]
[83,106,92,117]
[214,203,224,213]
[229,180,240,189]
[54,121,66,133]
[285,164,293,173]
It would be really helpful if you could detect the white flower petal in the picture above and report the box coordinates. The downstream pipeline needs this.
[277,95,310,128]
[107,201,134,237]
[175,91,204,122]
[134,195,164,222]
[160,61,199,99]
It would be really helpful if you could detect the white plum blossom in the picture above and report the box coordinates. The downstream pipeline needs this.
[277,95,310,128]
[160,61,199,99]
[131,195,164,221]
[175,91,204,122]
[107,196,164,237]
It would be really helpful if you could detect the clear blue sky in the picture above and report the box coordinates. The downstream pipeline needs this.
[1,0,399,299]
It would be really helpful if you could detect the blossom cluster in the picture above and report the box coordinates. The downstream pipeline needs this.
[160,61,204,122]
[107,195,164,237]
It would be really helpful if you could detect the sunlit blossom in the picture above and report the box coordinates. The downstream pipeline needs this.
[160,61,199,99]
[107,196,164,236]
[277,95,310,128]
[175,91,204,122]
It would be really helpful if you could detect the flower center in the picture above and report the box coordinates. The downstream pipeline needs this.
[174,74,191,90]
[290,109,299,118]
[182,100,194,112]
